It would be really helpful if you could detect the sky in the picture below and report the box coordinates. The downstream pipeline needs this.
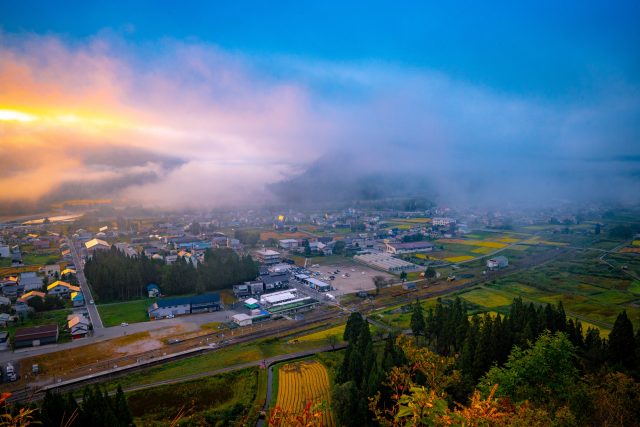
[1,1,639,211]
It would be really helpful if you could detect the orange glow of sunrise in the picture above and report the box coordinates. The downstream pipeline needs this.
[0,109,37,122]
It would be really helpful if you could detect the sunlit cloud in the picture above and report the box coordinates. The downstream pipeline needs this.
[0,30,638,211]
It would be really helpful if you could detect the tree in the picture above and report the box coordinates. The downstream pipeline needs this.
[410,300,426,338]
[372,275,386,295]
[424,266,436,281]
[399,271,407,282]
[303,240,311,257]
[607,310,637,371]
[333,240,346,255]
[479,332,579,412]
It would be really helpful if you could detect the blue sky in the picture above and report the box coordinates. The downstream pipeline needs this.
[3,1,639,97]
[0,1,639,208]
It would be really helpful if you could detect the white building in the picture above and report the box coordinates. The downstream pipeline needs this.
[232,313,253,327]
[278,239,298,250]
[255,249,281,265]
[0,245,10,258]
[432,217,456,227]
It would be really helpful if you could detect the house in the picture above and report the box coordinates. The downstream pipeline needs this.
[278,239,299,250]
[1,281,18,298]
[432,217,456,227]
[60,268,77,277]
[18,291,46,304]
[13,301,33,317]
[44,266,61,277]
[255,249,281,265]
[19,272,43,292]
[14,324,59,348]
[262,274,289,292]
[0,313,12,327]
[84,238,110,253]
[232,313,253,327]
[0,331,8,351]
[486,256,509,270]
[148,296,191,319]
[0,296,11,307]
[147,283,161,298]
[385,241,434,255]
[0,244,10,258]
[70,291,85,307]
[67,315,90,339]
[233,281,264,297]
[47,281,80,297]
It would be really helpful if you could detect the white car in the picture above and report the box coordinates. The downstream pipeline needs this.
[89,300,94,304]
[166,314,175,319]
[121,322,129,327]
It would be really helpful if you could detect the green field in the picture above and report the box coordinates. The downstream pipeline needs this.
[0,257,11,267]
[21,253,61,266]
[127,368,260,425]
[458,287,513,308]
[97,299,152,327]
[100,336,337,392]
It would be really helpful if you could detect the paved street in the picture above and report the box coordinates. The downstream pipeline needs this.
[67,236,103,329]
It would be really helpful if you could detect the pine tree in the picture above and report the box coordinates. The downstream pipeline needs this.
[410,300,426,339]
[113,385,133,426]
[608,310,637,370]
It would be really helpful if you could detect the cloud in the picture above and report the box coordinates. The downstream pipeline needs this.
[0,31,638,211]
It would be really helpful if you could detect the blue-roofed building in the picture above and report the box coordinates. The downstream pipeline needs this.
[147,293,221,319]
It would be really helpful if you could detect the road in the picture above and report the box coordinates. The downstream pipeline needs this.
[66,236,103,329]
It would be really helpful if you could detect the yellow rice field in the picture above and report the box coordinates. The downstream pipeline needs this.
[439,239,507,249]
[498,237,519,243]
[445,255,475,263]
[632,240,640,246]
[275,361,334,426]
[291,324,345,343]
[471,247,496,254]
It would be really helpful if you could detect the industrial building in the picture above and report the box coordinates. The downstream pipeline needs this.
[147,293,221,319]
[14,324,59,348]
[385,241,434,254]
[486,256,509,270]
[354,252,422,272]
[255,249,281,265]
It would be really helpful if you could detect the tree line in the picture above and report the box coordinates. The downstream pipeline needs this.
[3,384,133,427]
[330,298,640,426]
[84,247,257,301]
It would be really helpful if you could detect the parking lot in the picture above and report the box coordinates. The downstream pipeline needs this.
[299,260,395,296]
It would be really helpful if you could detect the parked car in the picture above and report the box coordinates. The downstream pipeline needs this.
[166,314,175,319]
[89,300,94,304]
[120,322,129,327]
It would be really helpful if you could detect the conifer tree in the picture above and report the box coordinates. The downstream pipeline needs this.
[608,310,637,370]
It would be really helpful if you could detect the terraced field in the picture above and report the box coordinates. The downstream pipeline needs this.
[275,360,334,426]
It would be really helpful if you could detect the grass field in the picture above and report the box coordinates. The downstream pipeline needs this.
[459,287,513,308]
[97,299,152,327]
[100,336,337,391]
[127,368,259,425]
[290,324,345,343]
[21,253,61,266]
[274,360,334,426]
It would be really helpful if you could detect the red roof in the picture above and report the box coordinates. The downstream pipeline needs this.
[14,324,59,341]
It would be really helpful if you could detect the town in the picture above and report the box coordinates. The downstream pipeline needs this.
[1,200,639,424]
[1,2,639,425]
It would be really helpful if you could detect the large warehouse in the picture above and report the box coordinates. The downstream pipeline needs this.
[14,324,59,348]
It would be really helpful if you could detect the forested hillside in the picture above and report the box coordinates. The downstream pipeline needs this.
[326,299,640,427]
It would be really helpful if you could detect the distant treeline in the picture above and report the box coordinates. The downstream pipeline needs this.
[84,247,257,301]
[5,385,133,427]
